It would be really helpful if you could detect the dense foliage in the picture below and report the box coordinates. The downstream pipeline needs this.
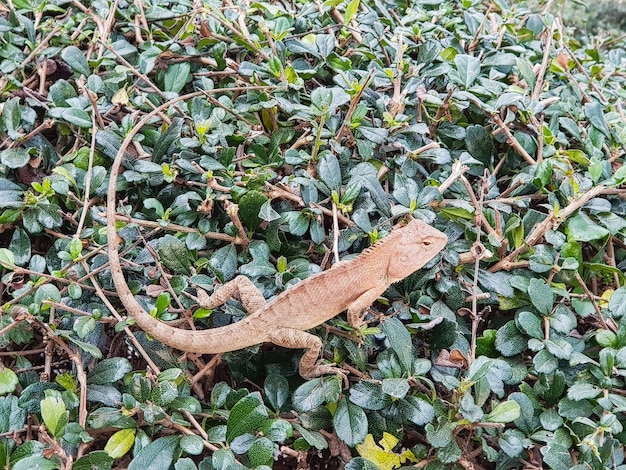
[563,0,626,37]
[1,0,626,468]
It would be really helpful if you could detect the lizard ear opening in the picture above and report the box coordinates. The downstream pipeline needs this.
[386,237,419,281]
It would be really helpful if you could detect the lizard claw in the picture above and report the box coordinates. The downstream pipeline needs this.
[307,364,350,388]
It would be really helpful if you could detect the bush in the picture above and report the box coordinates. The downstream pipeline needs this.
[2,0,626,468]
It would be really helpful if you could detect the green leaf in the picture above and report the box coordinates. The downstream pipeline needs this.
[425,418,455,448]
[49,79,77,106]
[87,384,122,406]
[158,234,192,275]
[465,125,494,166]
[540,443,574,470]
[3,97,23,139]
[529,244,555,273]
[292,377,341,412]
[73,451,114,470]
[61,45,90,76]
[467,356,493,383]
[0,148,30,169]
[179,434,204,455]
[0,248,14,269]
[153,117,183,162]
[495,321,526,356]
[264,374,289,411]
[34,284,62,305]
[69,236,82,260]
[344,0,360,24]
[485,400,520,423]
[318,152,342,192]
[281,211,310,236]
[539,408,563,431]
[460,393,484,422]
[104,429,135,459]
[185,232,206,251]
[534,159,553,187]
[349,381,389,410]
[88,358,132,385]
[226,392,269,442]
[12,456,59,470]
[161,62,191,93]
[584,101,611,137]
[150,381,177,406]
[516,311,543,339]
[63,108,93,128]
[499,429,525,458]
[128,435,180,470]
[209,244,238,281]
[154,293,170,316]
[67,337,102,359]
[0,367,18,395]
[239,190,268,232]
[380,318,413,374]
[292,423,328,450]
[41,395,68,439]
[174,458,198,470]
[528,278,554,315]
[333,397,367,446]
[144,198,165,217]
[533,349,558,374]
[381,378,409,399]
[211,448,248,470]
[608,287,626,317]
[453,54,481,88]
[8,228,30,266]
[508,392,538,436]
[566,212,609,242]
[566,383,602,400]
[248,437,275,467]
[399,396,435,426]
[67,282,83,302]
[550,305,577,334]
[73,316,95,339]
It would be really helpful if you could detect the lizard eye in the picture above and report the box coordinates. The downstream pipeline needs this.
[423,240,432,247]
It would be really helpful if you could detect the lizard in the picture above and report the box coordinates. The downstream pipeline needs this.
[107,202,447,379]
[105,96,447,380]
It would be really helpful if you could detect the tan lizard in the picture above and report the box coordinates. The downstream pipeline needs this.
[107,188,446,378]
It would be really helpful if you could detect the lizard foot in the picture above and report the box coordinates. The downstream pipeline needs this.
[303,364,350,388]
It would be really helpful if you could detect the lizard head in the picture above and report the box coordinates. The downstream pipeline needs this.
[385,218,448,282]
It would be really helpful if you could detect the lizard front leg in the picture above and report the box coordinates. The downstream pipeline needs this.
[346,287,386,329]
[269,328,348,386]
[197,275,266,314]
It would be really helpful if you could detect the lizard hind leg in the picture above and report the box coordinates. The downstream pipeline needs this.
[197,275,267,314]
[269,328,348,387]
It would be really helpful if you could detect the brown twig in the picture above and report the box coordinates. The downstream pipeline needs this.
[531,23,553,101]
[489,186,620,272]
[265,183,354,227]
[573,271,613,332]
[491,114,536,165]
[335,69,375,143]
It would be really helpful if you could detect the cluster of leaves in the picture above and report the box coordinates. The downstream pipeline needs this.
[562,0,626,38]
[2,0,626,468]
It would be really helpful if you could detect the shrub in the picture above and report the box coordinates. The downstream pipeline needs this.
[1,0,626,468]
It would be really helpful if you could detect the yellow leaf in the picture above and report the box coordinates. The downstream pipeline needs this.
[599,289,613,309]
[355,433,417,470]
[112,87,129,106]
